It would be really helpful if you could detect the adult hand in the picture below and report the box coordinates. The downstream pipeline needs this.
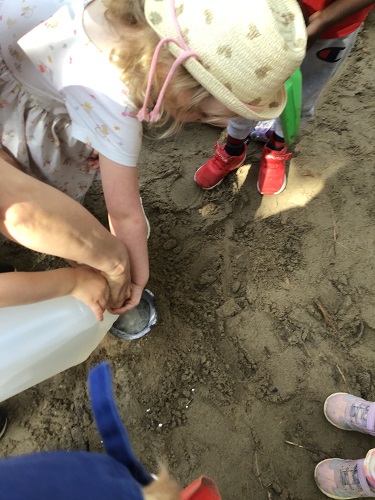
[0,151,134,314]
[101,260,133,311]
[70,267,110,321]
[66,249,133,311]
[108,282,144,314]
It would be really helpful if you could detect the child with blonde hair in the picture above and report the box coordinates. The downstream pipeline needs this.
[194,0,374,195]
[0,0,306,310]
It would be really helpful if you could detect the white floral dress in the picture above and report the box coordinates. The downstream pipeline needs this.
[0,0,142,201]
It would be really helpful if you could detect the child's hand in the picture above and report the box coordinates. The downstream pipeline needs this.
[87,150,100,170]
[306,10,331,49]
[70,268,110,321]
[65,256,132,312]
[298,2,327,49]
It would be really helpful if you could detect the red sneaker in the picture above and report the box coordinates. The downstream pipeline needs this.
[257,145,292,195]
[194,141,246,189]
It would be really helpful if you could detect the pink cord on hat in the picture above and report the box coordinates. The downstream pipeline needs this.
[169,0,190,51]
[137,37,199,121]
[137,0,200,122]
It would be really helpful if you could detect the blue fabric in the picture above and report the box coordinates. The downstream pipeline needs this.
[0,362,153,499]
[89,362,153,486]
[0,452,143,500]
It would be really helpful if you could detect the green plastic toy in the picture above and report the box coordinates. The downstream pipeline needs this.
[280,68,302,146]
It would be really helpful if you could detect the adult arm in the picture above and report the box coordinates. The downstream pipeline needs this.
[300,0,375,46]
[99,154,149,313]
[0,268,109,321]
[0,150,131,310]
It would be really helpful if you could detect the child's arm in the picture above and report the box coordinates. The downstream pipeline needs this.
[0,268,109,321]
[304,0,374,46]
[99,153,149,313]
[0,150,131,310]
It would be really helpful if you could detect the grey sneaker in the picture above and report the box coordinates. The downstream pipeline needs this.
[324,393,375,436]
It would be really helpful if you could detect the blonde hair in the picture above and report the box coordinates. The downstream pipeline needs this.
[103,0,212,134]
[142,466,181,500]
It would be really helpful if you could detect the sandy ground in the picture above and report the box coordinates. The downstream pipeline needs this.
[1,13,375,500]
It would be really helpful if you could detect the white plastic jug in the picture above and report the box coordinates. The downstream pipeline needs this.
[0,296,118,402]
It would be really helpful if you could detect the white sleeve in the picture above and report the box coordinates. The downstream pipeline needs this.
[64,85,142,167]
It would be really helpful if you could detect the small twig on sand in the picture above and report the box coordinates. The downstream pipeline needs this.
[314,298,339,333]
[254,452,260,477]
[335,241,359,256]
[254,451,262,485]
[285,440,305,449]
[284,440,317,454]
[336,364,351,393]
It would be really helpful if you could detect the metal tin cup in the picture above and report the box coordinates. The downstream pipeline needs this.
[109,289,158,340]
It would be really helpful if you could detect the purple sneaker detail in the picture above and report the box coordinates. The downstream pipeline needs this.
[315,458,375,499]
[324,393,375,436]
[247,120,276,143]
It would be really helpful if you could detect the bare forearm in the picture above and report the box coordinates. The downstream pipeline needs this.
[317,0,374,27]
[0,160,127,276]
[99,154,150,310]
[109,212,149,287]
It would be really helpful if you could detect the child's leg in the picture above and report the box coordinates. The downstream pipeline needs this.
[300,28,361,125]
[225,117,255,155]
[226,117,256,142]
[272,27,361,140]
[258,29,361,196]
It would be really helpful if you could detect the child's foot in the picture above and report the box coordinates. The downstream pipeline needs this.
[0,410,7,439]
[315,458,375,499]
[324,393,375,436]
[194,141,246,190]
[257,144,292,195]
